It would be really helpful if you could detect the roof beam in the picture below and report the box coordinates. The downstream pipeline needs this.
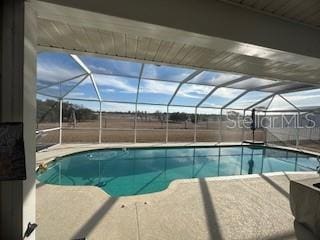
[278,94,300,111]
[244,93,277,111]
[61,74,89,98]
[167,70,203,106]
[196,76,251,108]
[220,90,249,110]
[37,73,87,91]
[70,53,101,101]
[266,95,275,111]
[135,63,145,105]
[70,54,91,74]
[244,85,320,111]
[89,74,102,101]
[220,81,287,109]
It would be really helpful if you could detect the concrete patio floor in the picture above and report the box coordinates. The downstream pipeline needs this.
[36,172,319,240]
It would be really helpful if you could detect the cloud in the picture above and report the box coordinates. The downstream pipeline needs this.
[223,92,271,108]
[140,80,212,99]
[101,89,115,93]
[37,56,84,85]
[270,92,320,110]
[67,92,86,97]
[139,80,177,95]
[102,102,135,112]
[177,84,212,99]
[199,88,245,107]
[93,74,137,93]
[215,87,244,99]
[191,71,242,85]
[80,56,141,77]
[215,73,242,83]
[257,89,320,111]
[142,64,193,81]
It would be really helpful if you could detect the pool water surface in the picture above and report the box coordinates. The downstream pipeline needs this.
[37,146,319,196]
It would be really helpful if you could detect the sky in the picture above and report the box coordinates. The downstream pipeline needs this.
[37,52,320,113]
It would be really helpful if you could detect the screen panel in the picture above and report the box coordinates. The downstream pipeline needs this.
[171,84,213,107]
[93,74,138,102]
[138,79,179,105]
[201,87,245,108]
[37,52,85,89]
[189,71,242,86]
[142,64,195,82]
[79,55,142,77]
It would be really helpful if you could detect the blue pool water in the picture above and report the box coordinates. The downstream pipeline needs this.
[37,146,319,196]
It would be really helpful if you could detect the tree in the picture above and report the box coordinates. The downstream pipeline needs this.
[169,112,188,122]
[37,99,98,128]
[155,111,166,128]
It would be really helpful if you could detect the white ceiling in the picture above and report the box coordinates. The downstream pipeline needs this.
[33,0,320,86]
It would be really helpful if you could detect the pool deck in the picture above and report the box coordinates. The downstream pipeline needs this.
[36,143,320,240]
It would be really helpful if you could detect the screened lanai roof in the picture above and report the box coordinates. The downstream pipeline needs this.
[37,52,320,112]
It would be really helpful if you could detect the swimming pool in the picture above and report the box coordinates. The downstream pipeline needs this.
[37,146,319,196]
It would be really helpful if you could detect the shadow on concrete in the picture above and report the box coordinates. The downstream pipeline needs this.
[283,172,292,181]
[260,174,289,199]
[36,181,46,189]
[134,171,163,195]
[71,197,118,239]
[199,178,223,240]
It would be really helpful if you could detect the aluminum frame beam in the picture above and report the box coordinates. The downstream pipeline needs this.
[221,90,250,110]
[265,95,275,111]
[69,53,101,101]
[59,99,63,144]
[89,74,102,101]
[167,70,203,106]
[60,74,89,98]
[278,94,300,111]
[37,73,87,91]
[196,75,252,108]
[70,54,91,74]
[244,93,277,111]
[243,85,318,111]
[221,81,286,110]
[134,63,145,143]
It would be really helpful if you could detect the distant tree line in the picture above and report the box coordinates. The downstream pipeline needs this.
[169,112,219,123]
[37,99,221,125]
[37,99,60,123]
[37,99,98,124]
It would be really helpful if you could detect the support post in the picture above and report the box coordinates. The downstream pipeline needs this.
[296,111,300,147]
[134,104,137,143]
[99,101,102,144]
[219,109,223,142]
[263,111,267,144]
[134,64,144,144]
[194,107,197,142]
[166,105,169,143]
[242,110,245,142]
[59,99,62,144]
